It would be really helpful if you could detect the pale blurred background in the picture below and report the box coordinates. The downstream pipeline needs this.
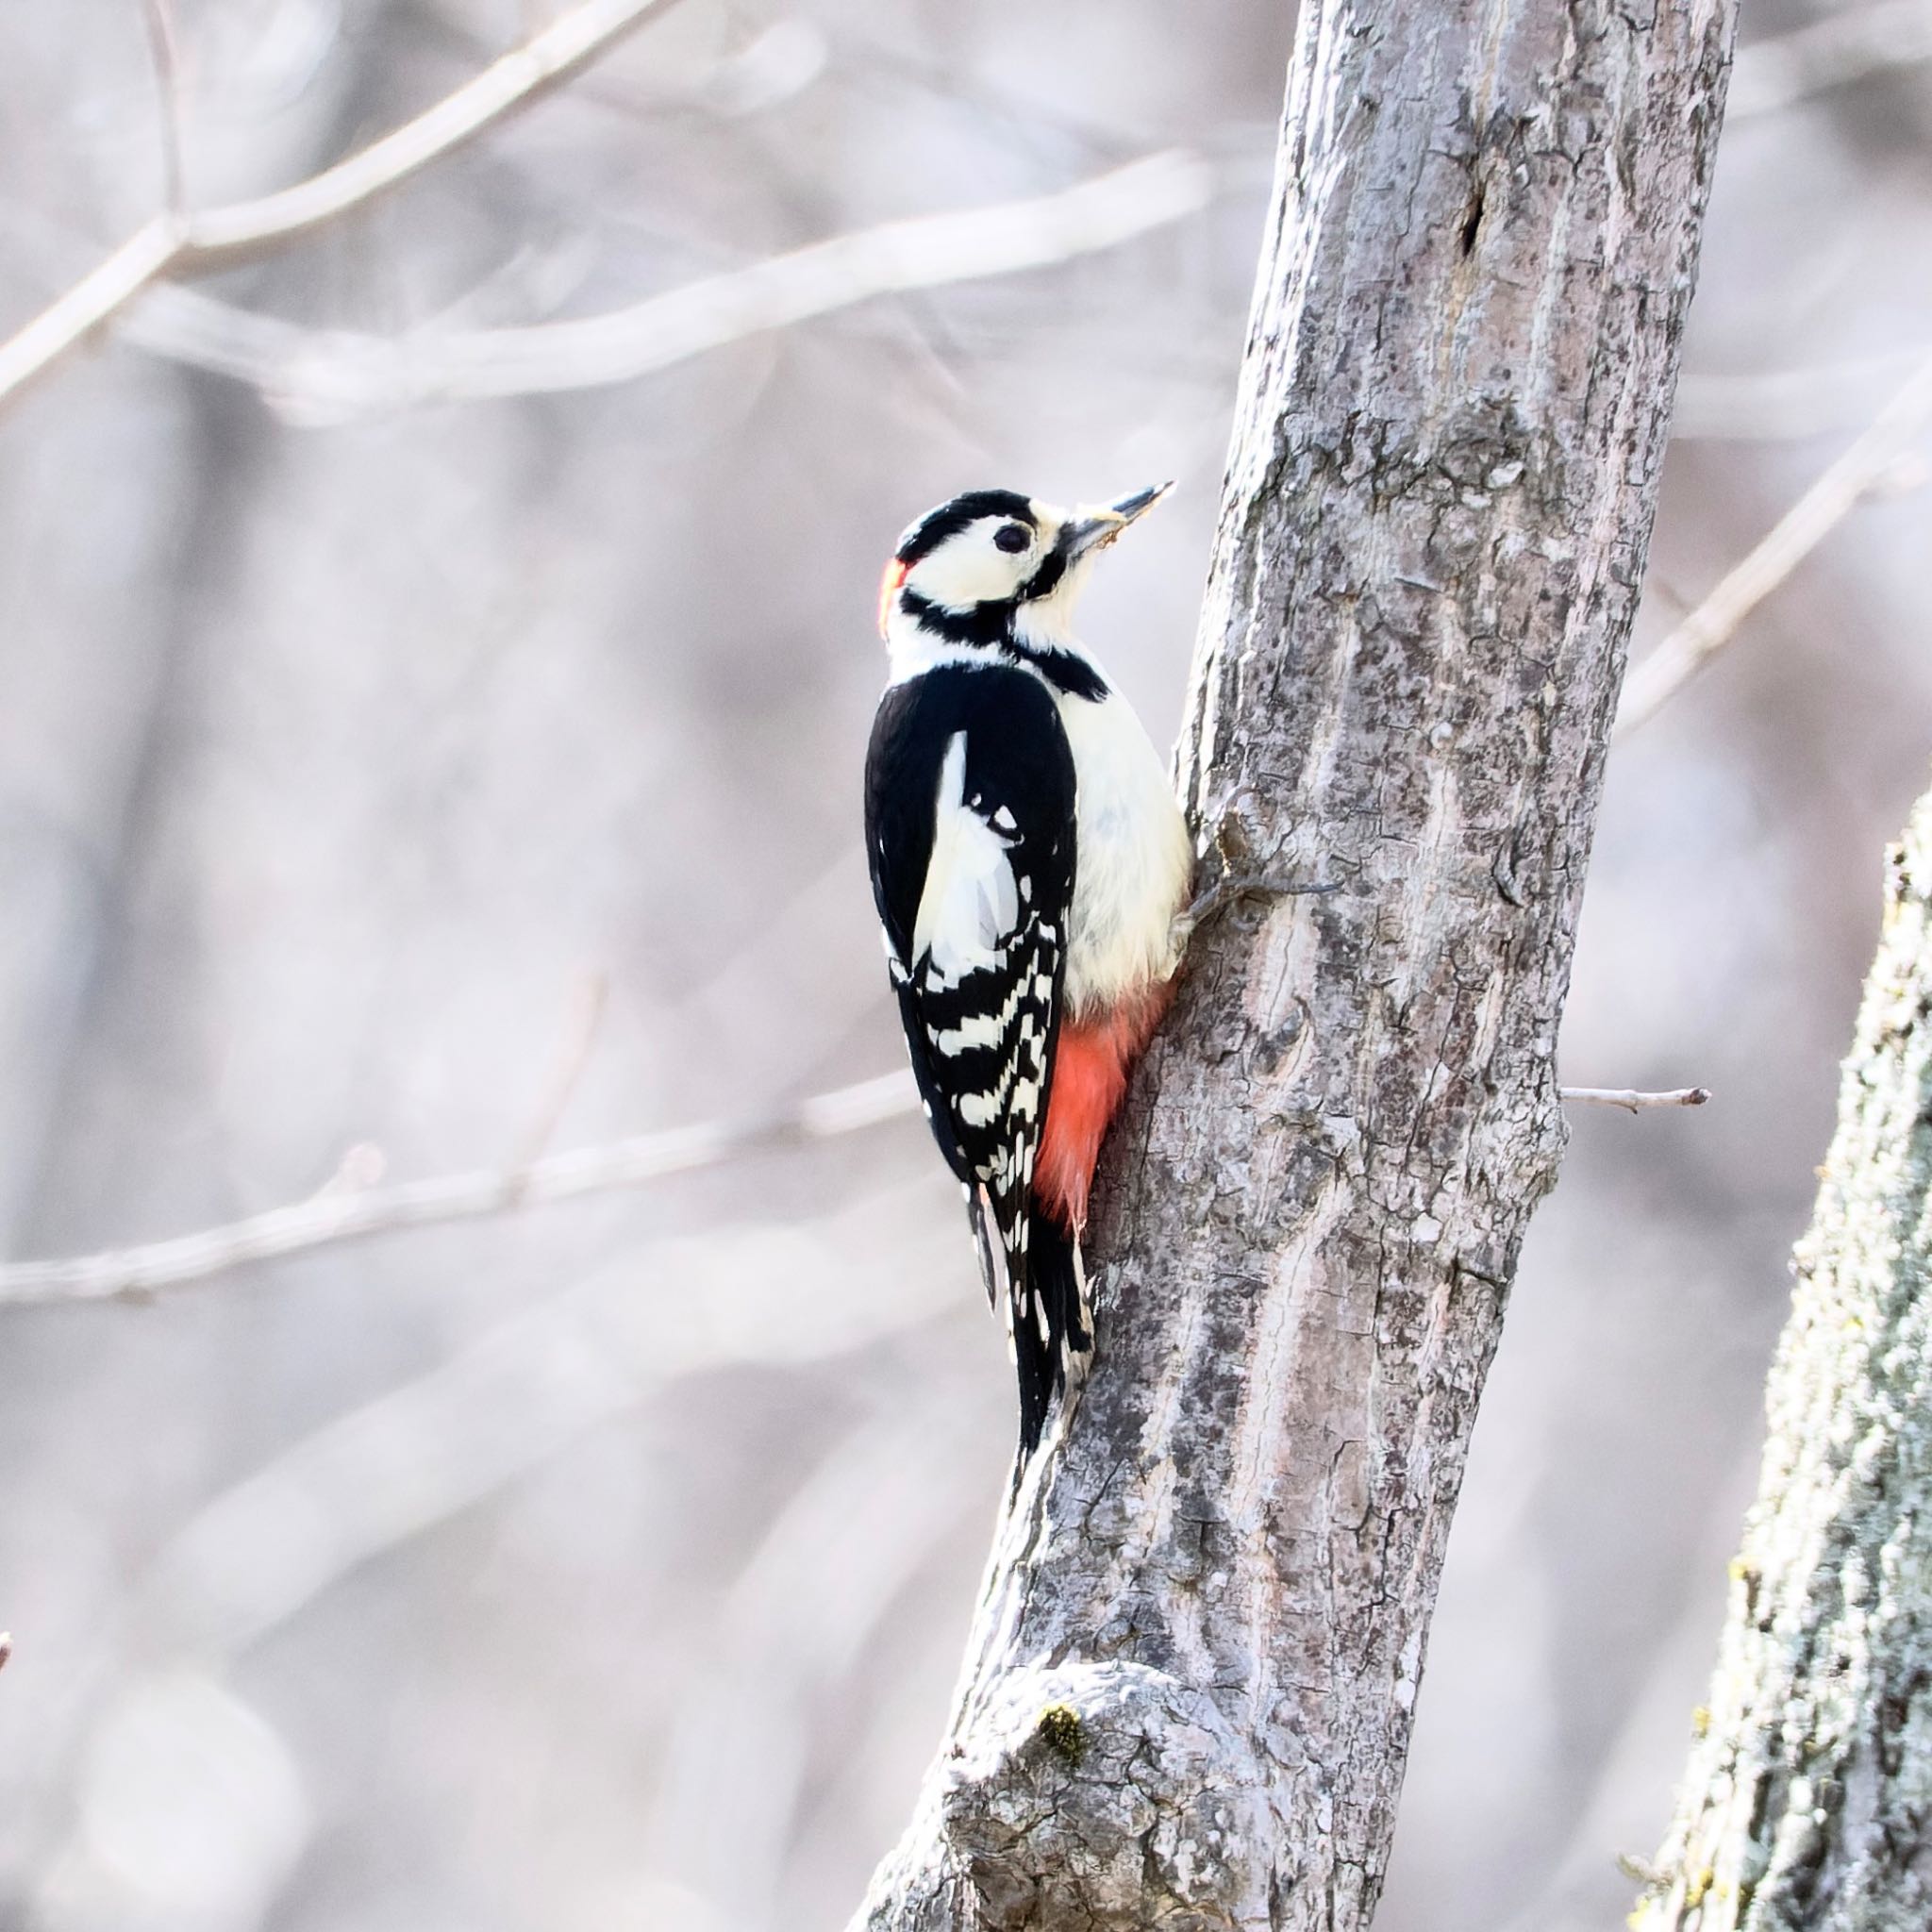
[0,3,1928,1928]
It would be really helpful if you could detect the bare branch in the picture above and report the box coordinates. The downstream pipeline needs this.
[185,0,687,257]
[99,151,1216,420]
[0,217,181,406]
[1558,1086,1711,1111]
[1617,347,1932,738]
[507,968,609,1173]
[0,0,688,408]
[0,1071,918,1309]
[1727,0,1932,119]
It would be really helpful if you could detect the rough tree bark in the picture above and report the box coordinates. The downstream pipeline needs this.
[1633,782,1932,1932]
[857,2,1737,1925]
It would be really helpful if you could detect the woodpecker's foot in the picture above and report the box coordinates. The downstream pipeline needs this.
[1172,873,1339,947]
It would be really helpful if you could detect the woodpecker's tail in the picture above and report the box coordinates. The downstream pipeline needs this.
[966,1187,1093,1457]
[1012,1207,1091,1457]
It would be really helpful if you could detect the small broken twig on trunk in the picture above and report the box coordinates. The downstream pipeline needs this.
[1558,1086,1711,1112]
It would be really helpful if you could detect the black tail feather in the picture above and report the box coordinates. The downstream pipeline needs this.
[1013,1208,1091,1456]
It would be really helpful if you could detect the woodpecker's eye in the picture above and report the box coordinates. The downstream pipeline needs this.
[993,524,1030,554]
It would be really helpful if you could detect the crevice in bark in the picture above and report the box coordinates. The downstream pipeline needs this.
[1457,187,1486,259]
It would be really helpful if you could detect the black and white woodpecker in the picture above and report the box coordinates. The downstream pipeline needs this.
[864,485,1192,1455]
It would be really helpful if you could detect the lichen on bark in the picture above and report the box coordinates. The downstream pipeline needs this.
[1636,780,1932,1932]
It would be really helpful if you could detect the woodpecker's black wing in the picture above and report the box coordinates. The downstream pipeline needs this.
[865,662,1077,1449]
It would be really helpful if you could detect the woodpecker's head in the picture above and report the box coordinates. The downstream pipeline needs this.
[878,483,1172,655]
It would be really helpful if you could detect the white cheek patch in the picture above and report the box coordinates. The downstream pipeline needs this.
[905,525,1027,609]
[912,733,1020,981]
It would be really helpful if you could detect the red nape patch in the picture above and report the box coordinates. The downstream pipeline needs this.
[876,558,908,636]
[1033,981,1175,1232]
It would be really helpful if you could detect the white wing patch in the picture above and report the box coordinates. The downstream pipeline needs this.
[911,732,1020,981]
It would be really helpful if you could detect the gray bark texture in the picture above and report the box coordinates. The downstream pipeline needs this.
[1633,782,1932,1932]
[857,2,1738,1925]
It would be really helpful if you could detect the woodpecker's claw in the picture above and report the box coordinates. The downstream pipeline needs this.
[1171,874,1340,948]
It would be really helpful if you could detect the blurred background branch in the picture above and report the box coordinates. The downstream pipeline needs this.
[0,0,691,406]
[137,0,186,225]
[1618,347,1932,737]
[0,1062,1707,1307]
[136,1185,965,1657]
[22,1190,975,1926]
[1672,347,1932,441]
[1726,0,1932,118]
[0,1070,915,1307]
[100,150,1217,420]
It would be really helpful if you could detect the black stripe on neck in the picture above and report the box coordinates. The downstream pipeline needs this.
[897,591,1109,703]
[1010,639,1108,702]
[900,590,1009,649]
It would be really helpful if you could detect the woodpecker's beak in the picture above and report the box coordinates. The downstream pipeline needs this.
[1059,480,1174,559]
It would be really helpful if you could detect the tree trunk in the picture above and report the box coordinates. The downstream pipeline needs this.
[856,3,1738,1925]
[1633,781,1932,1932]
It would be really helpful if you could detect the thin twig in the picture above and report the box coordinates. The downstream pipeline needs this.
[0,1071,919,1309]
[1558,1086,1711,1112]
[139,0,188,225]
[99,150,1215,419]
[508,968,609,1174]
[1618,347,1932,738]
[0,0,687,408]
[0,218,181,405]
[1727,0,1932,119]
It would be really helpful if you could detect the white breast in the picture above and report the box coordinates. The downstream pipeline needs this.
[1056,687,1192,1016]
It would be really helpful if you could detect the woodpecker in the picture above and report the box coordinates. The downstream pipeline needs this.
[864,484,1193,1455]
